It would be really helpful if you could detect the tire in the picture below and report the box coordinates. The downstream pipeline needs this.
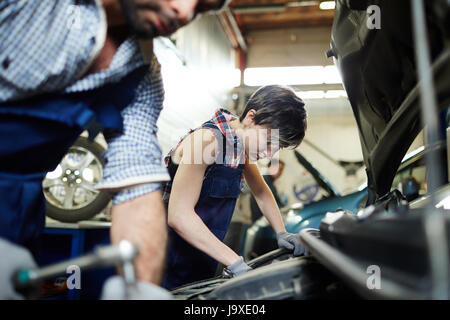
[43,137,111,223]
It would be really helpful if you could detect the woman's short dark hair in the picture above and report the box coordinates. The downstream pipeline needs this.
[239,85,307,149]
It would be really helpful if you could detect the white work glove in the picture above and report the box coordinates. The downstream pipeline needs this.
[277,232,305,256]
[101,276,173,300]
[222,257,252,278]
[0,238,38,300]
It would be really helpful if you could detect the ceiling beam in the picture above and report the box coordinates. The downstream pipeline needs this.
[229,0,335,31]
[218,9,248,51]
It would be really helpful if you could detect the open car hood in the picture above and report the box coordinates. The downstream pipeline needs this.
[330,0,450,203]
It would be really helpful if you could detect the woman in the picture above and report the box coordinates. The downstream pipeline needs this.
[162,85,307,289]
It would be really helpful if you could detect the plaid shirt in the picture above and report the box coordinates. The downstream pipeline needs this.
[162,108,246,202]
[0,0,105,101]
[97,56,170,204]
[0,0,169,204]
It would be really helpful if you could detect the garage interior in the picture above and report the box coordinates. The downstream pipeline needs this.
[2,0,450,302]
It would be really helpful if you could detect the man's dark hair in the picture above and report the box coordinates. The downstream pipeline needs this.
[239,85,307,149]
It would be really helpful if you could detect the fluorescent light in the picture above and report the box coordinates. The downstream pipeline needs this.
[245,66,323,86]
[324,90,347,98]
[319,1,335,10]
[296,91,326,99]
[323,65,342,84]
[243,65,342,86]
[295,90,348,100]
[287,1,319,7]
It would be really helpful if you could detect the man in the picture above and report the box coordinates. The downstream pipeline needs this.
[0,0,230,298]
[162,85,306,289]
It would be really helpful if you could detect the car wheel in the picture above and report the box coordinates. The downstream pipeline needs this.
[42,137,111,223]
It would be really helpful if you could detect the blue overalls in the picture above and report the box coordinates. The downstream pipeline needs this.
[162,114,245,290]
[0,66,147,248]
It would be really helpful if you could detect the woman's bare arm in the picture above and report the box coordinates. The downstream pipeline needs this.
[244,162,286,234]
[167,129,241,266]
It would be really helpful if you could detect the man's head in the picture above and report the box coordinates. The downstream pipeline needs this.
[119,0,230,38]
[238,85,307,161]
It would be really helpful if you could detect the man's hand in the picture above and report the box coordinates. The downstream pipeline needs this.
[222,257,252,278]
[110,191,167,284]
[277,232,305,256]
[0,239,37,300]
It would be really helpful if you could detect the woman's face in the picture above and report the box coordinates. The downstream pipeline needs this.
[238,113,280,162]
[249,126,280,162]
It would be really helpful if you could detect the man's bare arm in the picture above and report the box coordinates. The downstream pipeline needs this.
[110,190,167,284]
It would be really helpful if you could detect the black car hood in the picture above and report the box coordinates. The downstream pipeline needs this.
[330,0,450,203]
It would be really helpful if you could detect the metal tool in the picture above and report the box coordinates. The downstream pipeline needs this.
[13,240,139,299]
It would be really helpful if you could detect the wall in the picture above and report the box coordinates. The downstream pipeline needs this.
[276,113,366,205]
[154,15,237,156]
[175,14,237,103]
[246,26,334,67]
